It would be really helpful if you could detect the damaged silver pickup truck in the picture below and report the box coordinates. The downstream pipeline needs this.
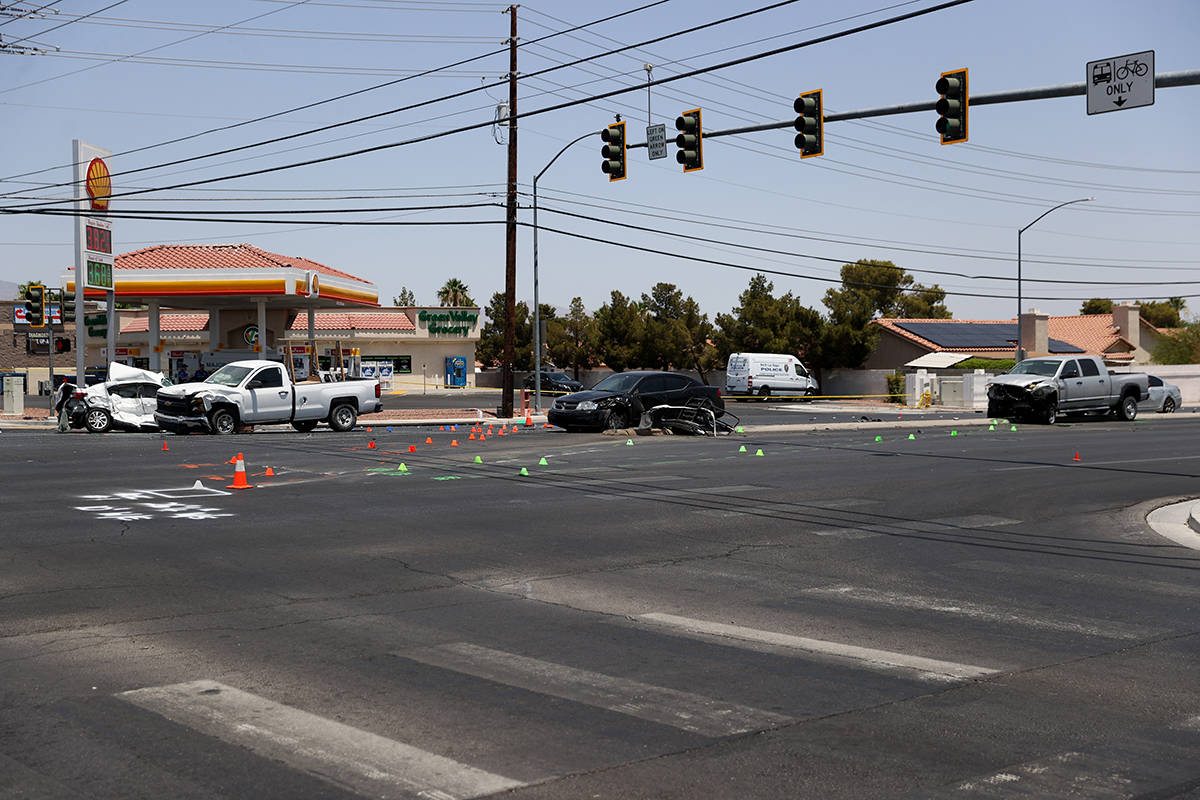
[985,355,1148,425]
[154,360,382,434]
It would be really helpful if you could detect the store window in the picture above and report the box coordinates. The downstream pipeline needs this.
[393,355,412,374]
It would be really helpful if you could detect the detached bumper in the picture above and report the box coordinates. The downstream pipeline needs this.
[154,412,210,434]
[547,408,605,429]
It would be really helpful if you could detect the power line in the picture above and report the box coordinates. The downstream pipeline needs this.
[0,0,671,184]
[0,0,974,208]
[2,0,129,46]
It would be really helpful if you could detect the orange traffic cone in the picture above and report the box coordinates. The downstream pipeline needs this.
[228,454,239,464]
[1073,450,1080,462]
[450,439,459,447]
[368,440,376,449]
[525,416,532,426]
[228,454,254,490]
[161,441,169,451]
[425,437,433,444]
[264,466,276,477]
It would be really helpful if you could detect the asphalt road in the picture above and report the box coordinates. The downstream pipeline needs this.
[2,415,1198,799]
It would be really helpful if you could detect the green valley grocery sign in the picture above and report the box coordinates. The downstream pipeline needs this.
[417,309,478,336]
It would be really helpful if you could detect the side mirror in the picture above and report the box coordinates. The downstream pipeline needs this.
[246,379,263,390]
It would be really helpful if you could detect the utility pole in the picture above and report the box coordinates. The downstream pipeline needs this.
[500,4,518,419]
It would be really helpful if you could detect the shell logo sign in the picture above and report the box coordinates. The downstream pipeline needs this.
[85,157,111,211]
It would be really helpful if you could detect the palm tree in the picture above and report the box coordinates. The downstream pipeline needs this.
[437,278,474,307]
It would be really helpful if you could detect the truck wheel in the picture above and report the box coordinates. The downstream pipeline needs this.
[1041,401,1058,425]
[209,408,237,435]
[1118,394,1138,421]
[986,400,1002,419]
[757,386,771,402]
[85,408,112,433]
[291,420,318,433]
[329,403,357,432]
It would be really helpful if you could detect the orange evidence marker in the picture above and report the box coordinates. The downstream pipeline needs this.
[408,445,416,453]
[469,432,476,440]
[264,466,276,477]
[450,439,459,447]
[161,441,169,451]
[367,441,376,449]
[425,437,433,444]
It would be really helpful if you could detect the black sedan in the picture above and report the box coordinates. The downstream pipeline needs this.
[548,371,724,431]
[522,371,583,395]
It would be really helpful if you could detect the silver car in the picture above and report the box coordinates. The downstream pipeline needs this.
[1141,375,1182,413]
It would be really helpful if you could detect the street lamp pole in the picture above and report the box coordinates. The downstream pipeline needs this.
[532,130,599,413]
[1016,197,1093,360]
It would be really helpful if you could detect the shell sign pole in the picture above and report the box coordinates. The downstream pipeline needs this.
[72,139,114,385]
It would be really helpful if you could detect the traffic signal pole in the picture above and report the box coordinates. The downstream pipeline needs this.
[625,70,1200,150]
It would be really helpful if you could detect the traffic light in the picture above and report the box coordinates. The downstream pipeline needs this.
[61,288,76,324]
[600,121,627,182]
[24,284,45,328]
[935,68,968,144]
[793,89,823,158]
[674,108,702,172]
[54,337,71,354]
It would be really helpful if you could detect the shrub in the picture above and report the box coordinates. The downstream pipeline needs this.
[885,371,905,403]
[954,357,1015,371]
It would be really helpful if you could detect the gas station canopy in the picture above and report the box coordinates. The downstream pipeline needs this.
[64,243,378,310]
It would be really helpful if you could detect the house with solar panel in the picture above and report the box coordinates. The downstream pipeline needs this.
[866,304,1164,371]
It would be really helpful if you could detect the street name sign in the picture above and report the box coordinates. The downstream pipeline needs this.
[1087,50,1154,115]
[646,123,668,160]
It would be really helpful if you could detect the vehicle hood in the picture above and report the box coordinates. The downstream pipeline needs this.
[157,382,242,400]
[560,389,624,403]
[987,373,1057,390]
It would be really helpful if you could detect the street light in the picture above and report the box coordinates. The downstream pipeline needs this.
[532,130,598,413]
[1016,197,1093,360]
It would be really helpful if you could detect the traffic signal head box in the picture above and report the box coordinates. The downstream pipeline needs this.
[935,68,968,144]
[24,284,45,328]
[674,108,702,172]
[793,89,823,158]
[600,121,627,182]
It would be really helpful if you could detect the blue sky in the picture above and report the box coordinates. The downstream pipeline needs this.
[2,0,1198,322]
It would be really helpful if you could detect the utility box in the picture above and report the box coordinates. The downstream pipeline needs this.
[444,356,467,388]
[3,376,25,415]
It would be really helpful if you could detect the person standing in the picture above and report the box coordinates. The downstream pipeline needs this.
[176,364,190,384]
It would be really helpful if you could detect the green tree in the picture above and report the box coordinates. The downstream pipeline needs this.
[1152,322,1200,364]
[546,297,597,379]
[1138,299,1185,329]
[476,292,554,371]
[822,259,950,323]
[637,282,718,381]
[436,278,474,307]
[714,274,824,363]
[392,286,416,306]
[594,290,644,372]
[1080,298,1113,315]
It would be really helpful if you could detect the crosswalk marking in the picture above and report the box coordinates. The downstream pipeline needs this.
[803,585,1151,640]
[639,613,998,681]
[393,642,793,737]
[119,680,525,800]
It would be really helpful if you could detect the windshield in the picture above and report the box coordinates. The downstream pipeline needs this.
[1009,360,1062,377]
[547,372,573,381]
[205,365,253,387]
[592,373,643,392]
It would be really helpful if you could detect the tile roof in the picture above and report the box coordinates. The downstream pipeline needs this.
[288,311,415,331]
[120,310,416,333]
[122,314,209,333]
[114,244,371,284]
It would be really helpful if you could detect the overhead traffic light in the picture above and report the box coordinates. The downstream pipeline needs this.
[674,108,702,172]
[600,121,627,182]
[61,288,76,324]
[24,284,45,328]
[935,68,968,144]
[793,89,823,158]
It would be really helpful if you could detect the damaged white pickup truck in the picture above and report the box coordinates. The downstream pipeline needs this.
[985,355,1149,425]
[154,360,382,434]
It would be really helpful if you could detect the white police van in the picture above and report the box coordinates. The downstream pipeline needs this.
[725,352,818,400]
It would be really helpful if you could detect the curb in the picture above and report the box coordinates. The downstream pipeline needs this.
[1145,499,1200,551]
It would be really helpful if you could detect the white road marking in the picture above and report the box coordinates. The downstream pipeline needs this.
[808,528,882,539]
[119,680,524,799]
[638,613,998,680]
[957,559,1200,598]
[803,586,1149,640]
[394,642,792,737]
